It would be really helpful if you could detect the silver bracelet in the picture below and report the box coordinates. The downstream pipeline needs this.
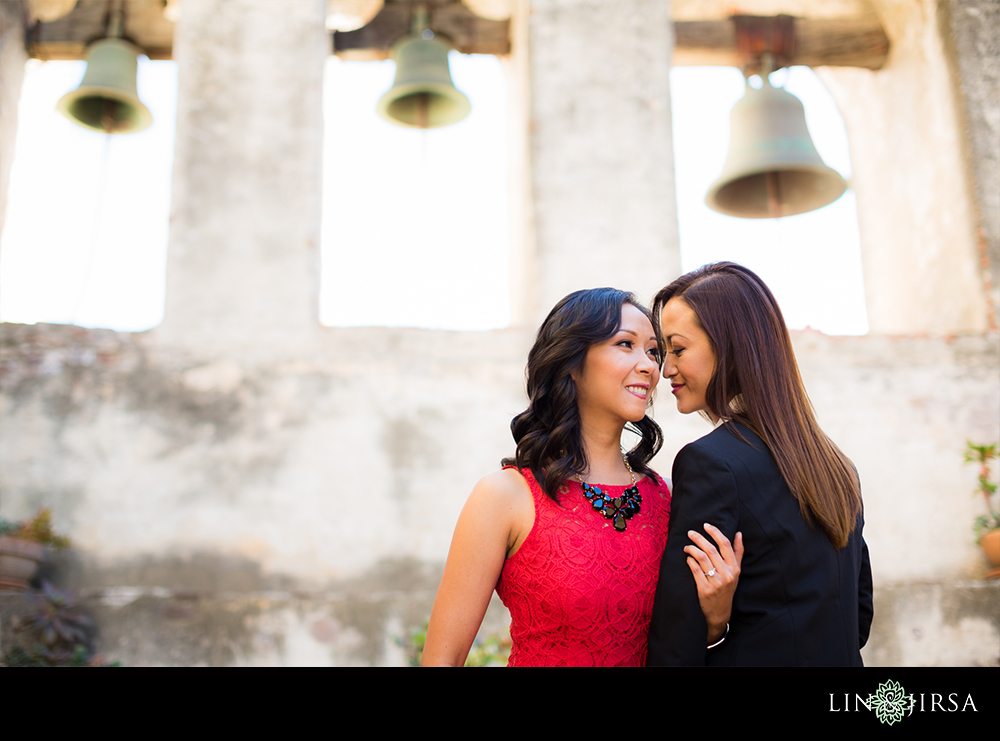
[707,623,729,649]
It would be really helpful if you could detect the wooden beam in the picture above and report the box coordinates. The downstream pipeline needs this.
[30,42,173,61]
[673,16,890,70]
[334,1,509,59]
[25,1,888,71]
[28,0,175,61]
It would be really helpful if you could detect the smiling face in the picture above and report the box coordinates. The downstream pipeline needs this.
[660,298,717,417]
[572,303,661,428]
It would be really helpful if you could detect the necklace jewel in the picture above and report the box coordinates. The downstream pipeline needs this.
[577,452,642,532]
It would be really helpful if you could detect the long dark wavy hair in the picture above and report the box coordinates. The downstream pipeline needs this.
[652,262,862,549]
[502,288,664,502]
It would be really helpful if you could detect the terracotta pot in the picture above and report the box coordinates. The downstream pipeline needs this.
[0,536,46,590]
[981,528,1000,570]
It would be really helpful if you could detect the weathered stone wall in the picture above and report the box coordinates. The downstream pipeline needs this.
[945,0,1000,329]
[4,325,996,585]
[790,332,999,585]
[157,0,326,353]
[1,0,998,666]
[527,0,680,316]
[0,322,531,585]
[0,0,27,244]
[0,321,531,665]
[865,581,999,667]
[818,0,991,334]
[2,322,997,665]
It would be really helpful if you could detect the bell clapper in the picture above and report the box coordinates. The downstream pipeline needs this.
[100,99,118,134]
[765,171,781,218]
[416,92,429,130]
[755,54,781,218]
[411,5,430,130]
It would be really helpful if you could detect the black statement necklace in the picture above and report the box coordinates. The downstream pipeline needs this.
[576,452,642,532]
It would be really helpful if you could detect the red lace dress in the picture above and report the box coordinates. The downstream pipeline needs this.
[496,468,671,666]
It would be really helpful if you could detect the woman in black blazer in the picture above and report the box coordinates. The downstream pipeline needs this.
[646,263,873,666]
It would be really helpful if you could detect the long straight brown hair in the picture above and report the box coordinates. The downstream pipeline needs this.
[652,262,861,549]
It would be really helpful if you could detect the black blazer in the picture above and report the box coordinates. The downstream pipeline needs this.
[647,422,873,666]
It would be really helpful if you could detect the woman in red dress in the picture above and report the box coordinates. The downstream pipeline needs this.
[422,288,741,666]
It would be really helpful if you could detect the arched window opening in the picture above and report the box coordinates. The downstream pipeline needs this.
[320,52,510,331]
[671,65,868,335]
[0,58,177,332]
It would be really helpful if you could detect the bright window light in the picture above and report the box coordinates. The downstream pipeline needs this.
[320,53,510,331]
[3,60,862,337]
[671,66,869,335]
[0,58,177,332]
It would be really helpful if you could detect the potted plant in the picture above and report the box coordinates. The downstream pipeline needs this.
[965,442,1000,577]
[0,508,70,590]
[2,581,117,667]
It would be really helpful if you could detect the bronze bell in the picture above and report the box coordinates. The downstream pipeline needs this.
[376,34,471,129]
[57,36,153,134]
[706,75,847,219]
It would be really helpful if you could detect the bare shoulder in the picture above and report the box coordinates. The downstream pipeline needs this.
[466,468,535,558]
[465,468,533,519]
[475,467,532,499]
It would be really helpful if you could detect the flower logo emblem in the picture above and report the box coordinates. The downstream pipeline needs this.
[868,680,913,725]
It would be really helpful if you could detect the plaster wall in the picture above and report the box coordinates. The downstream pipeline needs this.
[155,0,326,353]
[0,323,532,585]
[817,0,989,334]
[527,0,680,315]
[946,0,1000,329]
[2,0,998,667]
[864,581,999,667]
[1,324,998,665]
[788,331,999,584]
[0,0,27,245]
[1,324,996,586]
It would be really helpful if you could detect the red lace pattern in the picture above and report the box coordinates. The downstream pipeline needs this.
[496,468,671,666]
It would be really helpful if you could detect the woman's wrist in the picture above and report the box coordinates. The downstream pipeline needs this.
[706,621,729,647]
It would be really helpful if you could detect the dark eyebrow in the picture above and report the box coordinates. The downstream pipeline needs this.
[618,328,658,344]
[665,333,688,343]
